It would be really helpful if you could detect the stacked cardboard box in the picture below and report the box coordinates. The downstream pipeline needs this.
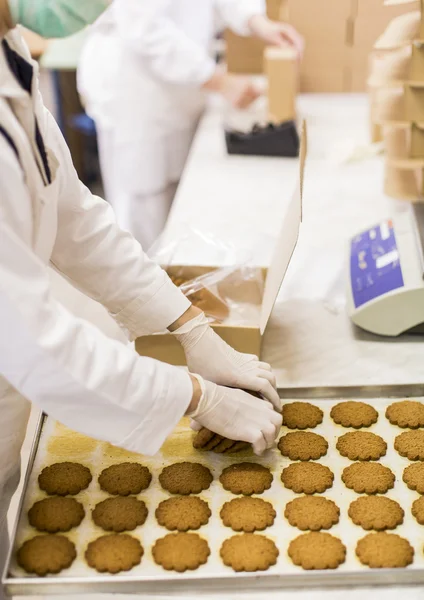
[369,0,424,201]
[225,0,410,92]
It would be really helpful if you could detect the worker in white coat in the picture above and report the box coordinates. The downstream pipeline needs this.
[0,1,282,595]
[78,0,303,250]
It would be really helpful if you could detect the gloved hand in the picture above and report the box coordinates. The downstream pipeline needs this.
[203,68,260,109]
[188,376,282,455]
[249,16,304,59]
[172,312,280,411]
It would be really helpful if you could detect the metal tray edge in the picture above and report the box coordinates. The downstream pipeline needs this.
[5,568,424,596]
[277,383,424,399]
[2,412,45,590]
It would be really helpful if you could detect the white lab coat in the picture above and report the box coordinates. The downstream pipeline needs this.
[78,0,265,249]
[0,30,194,587]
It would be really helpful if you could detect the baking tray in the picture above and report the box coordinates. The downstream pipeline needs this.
[4,385,424,596]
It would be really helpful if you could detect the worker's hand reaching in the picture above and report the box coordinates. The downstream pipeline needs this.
[249,15,304,59]
[203,68,260,109]
[171,311,281,412]
[187,376,282,455]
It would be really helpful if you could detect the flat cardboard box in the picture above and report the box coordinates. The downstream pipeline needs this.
[301,70,349,93]
[265,47,298,122]
[135,125,307,366]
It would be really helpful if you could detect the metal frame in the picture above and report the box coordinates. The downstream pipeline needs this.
[4,384,424,596]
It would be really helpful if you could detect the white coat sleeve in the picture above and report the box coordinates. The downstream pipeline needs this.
[0,136,193,456]
[111,0,216,85]
[44,110,191,341]
[215,0,266,36]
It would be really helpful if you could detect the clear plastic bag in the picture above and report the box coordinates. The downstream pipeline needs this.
[148,228,266,325]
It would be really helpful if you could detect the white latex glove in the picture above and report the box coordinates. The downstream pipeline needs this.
[189,376,282,455]
[249,15,304,59]
[172,312,281,411]
[203,68,260,110]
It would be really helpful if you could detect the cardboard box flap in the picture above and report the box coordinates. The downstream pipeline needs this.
[259,121,306,335]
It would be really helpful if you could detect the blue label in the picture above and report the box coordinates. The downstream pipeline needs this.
[350,220,404,309]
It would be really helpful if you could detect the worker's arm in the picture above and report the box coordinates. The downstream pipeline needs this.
[44,111,191,341]
[214,0,266,35]
[112,0,216,86]
[0,138,195,456]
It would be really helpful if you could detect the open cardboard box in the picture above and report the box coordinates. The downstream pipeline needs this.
[135,124,307,366]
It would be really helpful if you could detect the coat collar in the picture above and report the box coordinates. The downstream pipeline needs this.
[0,29,36,100]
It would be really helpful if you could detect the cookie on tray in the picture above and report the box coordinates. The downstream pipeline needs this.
[193,428,216,449]
[281,463,334,494]
[152,533,210,572]
[98,463,152,496]
[330,401,378,429]
[219,463,273,495]
[220,497,276,532]
[282,402,323,430]
[288,532,346,570]
[156,496,211,531]
[220,534,279,572]
[336,431,387,461]
[348,496,404,531]
[159,462,213,495]
[278,431,328,461]
[412,496,424,525]
[404,462,424,493]
[28,497,85,533]
[386,400,424,428]
[17,535,76,575]
[92,497,148,532]
[342,463,395,494]
[356,532,414,568]
[85,534,143,573]
[284,496,340,531]
[395,430,424,460]
[38,462,92,496]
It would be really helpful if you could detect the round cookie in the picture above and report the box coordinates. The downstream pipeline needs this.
[404,462,424,493]
[85,534,143,573]
[342,463,395,494]
[282,402,323,430]
[348,496,404,530]
[213,438,238,454]
[219,463,273,496]
[395,430,424,461]
[356,532,414,568]
[220,534,279,572]
[193,428,215,449]
[220,497,276,532]
[159,462,213,495]
[156,497,211,531]
[336,431,387,461]
[330,401,378,429]
[38,462,92,496]
[98,463,152,496]
[278,432,328,461]
[412,496,424,525]
[226,441,251,454]
[92,497,148,532]
[28,497,85,533]
[386,400,424,429]
[17,535,76,575]
[281,463,334,494]
[152,533,210,572]
[284,496,340,531]
[288,532,346,570]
